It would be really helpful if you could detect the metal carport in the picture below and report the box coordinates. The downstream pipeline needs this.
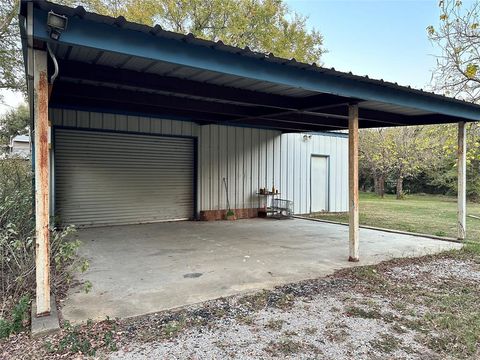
[20,0,480,317]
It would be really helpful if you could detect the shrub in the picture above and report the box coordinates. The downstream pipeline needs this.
[0,159,88,335]
[0,295,30,338]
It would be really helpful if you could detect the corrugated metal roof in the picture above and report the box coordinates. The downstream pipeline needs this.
[49,42,317,98]
[33,0,477,109]
[20,0,480,132]
[359,101,431,116]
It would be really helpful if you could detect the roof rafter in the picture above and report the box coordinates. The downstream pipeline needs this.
[56,60,304,111]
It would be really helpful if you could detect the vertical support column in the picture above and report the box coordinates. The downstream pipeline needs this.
[457,121,467,241]
[34,49,51,316]
[348,104,359,262]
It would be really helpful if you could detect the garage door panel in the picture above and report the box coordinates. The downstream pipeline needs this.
[55,129,195,227]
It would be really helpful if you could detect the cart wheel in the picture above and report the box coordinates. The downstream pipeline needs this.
[281,210,288,216]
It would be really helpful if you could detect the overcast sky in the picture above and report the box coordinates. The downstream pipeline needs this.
[0,0,466,115]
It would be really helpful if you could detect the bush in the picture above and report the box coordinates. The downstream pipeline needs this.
[0,295,30,338]
[0,159,88,336]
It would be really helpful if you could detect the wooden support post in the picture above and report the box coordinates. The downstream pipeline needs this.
[34,49,51,316]
[457,121,467,241]
[348,104,359,262]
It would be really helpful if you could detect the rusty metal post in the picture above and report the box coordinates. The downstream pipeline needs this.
[457,121,467,240]
[33,49,51,316]
[348,104,359,262]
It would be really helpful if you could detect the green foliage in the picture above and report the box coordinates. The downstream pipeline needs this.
[0,159,88,321]
[45,318,118,356]
[0,319,10,339]
[0,295,30,339]
[58,321,96,356]
[360,126,437,198]
[427,1,480,200]
[0,0,25,93]
[0,104,29,148]
[425,123,480,201]
[83,280,93,293]
[360,122,480,201]
[61,0,325,64]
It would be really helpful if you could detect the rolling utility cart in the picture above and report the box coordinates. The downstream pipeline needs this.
[257,188,293,219]
[270,198,294,219]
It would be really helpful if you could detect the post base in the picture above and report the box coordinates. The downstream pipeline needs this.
[31,295,60,338]
[348,256,359,262]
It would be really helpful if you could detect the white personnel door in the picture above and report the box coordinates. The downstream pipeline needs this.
[311,155,329,212]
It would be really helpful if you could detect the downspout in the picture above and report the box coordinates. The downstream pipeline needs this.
[46,43,58,224]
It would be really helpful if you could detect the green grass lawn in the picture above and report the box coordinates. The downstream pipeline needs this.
[312,192,480,241]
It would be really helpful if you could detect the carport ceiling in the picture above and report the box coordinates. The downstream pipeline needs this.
[21,1,480,132]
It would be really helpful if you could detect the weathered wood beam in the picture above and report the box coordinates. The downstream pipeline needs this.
[457,121,467,240]
[34,49,51,316]
[348,104,359,262]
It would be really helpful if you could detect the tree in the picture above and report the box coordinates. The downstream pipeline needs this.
[0,0,24,94]
[426,123,480,200]
[388,127,436,199]
[359,128,393,197]
[0,103,29,150]
[64,0,325,64]
[428,0,480,101]
[428,0,480,200]
[360,127,436,199]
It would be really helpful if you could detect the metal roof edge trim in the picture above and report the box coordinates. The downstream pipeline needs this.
[307,131,349,139]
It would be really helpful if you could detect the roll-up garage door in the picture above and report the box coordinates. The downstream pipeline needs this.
[54,129,195,227]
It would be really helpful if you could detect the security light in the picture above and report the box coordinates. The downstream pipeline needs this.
[47,11,68,40]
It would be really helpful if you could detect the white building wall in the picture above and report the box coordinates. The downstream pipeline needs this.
[198,124,281,211]
[279,133,348,213]
[50,109,348,215]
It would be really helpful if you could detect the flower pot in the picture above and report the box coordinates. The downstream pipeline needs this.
[225,213,236,221]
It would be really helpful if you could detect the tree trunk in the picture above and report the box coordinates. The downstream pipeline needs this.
[374,174,385,198]
[373,175,379,195]
[379,174,385,198]
[396,176,404,199]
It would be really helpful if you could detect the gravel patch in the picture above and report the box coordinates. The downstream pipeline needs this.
[109,293,436,359]
[385,258,480,283]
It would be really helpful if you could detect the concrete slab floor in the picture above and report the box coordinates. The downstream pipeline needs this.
[61,218,461,324]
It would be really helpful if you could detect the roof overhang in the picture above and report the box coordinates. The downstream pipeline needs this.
[20,0,480,132]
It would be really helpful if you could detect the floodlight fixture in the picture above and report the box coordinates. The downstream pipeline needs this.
[47,11,68,40]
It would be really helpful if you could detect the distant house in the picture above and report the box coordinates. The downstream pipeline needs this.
[9,135,30,158]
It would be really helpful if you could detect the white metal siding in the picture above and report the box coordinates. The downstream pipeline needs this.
[54,129,194,226]
[279,133,348,214]
[50,108,199,137]
[50,109,348,217]
[198,124,282,211]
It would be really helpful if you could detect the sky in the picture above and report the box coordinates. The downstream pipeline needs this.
[285,0,444,89]
[0,0,466,115]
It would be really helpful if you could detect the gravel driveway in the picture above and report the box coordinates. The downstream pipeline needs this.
[107,256,480,359]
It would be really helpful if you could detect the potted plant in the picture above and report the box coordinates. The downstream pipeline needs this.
[225,209,236,221]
